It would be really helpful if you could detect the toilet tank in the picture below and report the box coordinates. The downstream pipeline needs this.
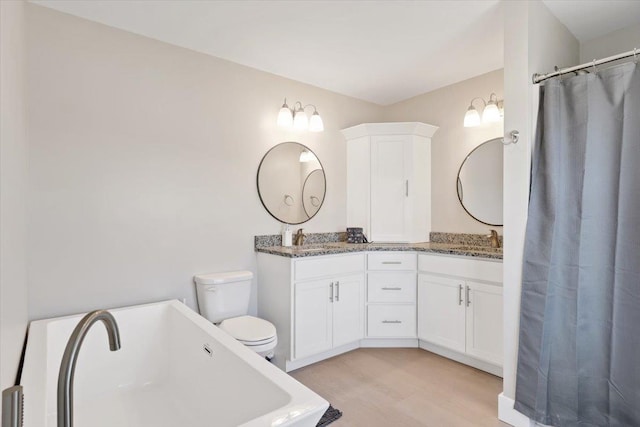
[194,271,253,323]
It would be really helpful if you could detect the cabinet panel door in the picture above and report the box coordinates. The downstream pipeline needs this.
[417,274,466,353]
[332,275,364,348]
[465,281,503,366]
[294,279,332,359]
[370,136,409,241]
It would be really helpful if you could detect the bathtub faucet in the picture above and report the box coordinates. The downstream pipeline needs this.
[57,310,121,427]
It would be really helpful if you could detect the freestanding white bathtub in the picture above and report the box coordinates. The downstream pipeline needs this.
[21,300,328,426]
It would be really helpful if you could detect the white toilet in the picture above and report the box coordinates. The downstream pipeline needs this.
[194,270,277,359]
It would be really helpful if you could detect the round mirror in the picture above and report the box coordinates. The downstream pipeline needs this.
[257,142,326,224]
[456,137,503,226]
[302,169,325,218]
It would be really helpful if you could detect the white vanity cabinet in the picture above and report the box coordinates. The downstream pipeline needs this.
[417,254,503,375]
[257,249,503,375]
[342,122,438,242]
[257,252,365,371]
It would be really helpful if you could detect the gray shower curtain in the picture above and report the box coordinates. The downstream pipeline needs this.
[515,62,640,427]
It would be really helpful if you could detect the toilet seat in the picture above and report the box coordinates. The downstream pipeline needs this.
[238,335,277,347]
[219,315,277,343]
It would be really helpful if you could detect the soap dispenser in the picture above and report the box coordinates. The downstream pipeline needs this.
[282,224,292,247]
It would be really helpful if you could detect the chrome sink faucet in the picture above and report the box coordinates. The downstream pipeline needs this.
[487,229,501,248]
[294,228,306,246]
[58,310,121,427]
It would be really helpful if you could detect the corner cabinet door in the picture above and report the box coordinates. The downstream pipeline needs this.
[417,274,466,353]
[465,281,503,366]
[332,274,364,348]
[294,279,333,360]
[370,136,411,241]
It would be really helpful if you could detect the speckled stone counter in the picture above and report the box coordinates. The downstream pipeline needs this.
[255,239,502,260]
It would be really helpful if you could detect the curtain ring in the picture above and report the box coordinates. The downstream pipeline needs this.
[555,65,563,82]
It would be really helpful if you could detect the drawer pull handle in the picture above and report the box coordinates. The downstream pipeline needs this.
[382,287,402,291]
[335,281,340,302]
[381,261,402,265]
[466,285,471,307]
[382,320,402,324]
[458,284,463,306]
[329,282,334,302]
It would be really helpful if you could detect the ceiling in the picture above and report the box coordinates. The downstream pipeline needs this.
[30,1,640,106]
[542,0,640,42]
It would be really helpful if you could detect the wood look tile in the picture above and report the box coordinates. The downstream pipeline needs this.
[290,348,510,427]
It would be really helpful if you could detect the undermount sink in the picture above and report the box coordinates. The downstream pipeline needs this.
[452,245,502,253]
[292,247,327,252]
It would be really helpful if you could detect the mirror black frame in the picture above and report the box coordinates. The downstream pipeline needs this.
[302,168,325,219]
[456,137,503,227]
[256,142,326,225]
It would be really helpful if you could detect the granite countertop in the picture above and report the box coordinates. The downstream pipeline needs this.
[255,241,502,260]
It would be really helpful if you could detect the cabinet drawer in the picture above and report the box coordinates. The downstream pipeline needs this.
[295,254,365,281]
[367,305,416,338]
[367,272,416,303]
[367,252,416,271]
[418,254,502,283]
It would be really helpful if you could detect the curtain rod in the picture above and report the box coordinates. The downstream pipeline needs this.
[532,47,639,84]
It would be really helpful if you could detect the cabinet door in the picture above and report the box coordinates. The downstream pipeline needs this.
[294,279,333,359]
[370,136,410,241]
[417,274,466,353]
[332,274,364,348]
[465,281,503,366]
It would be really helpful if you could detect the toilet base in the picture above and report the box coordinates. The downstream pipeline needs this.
[257,349,275,359]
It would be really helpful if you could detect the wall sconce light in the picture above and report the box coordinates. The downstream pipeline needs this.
[277,98,324,132]
[464,93,503,127]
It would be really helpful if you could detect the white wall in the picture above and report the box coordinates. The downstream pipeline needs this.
[500,1,578,425]
[385,69,504,234]
[580,23,640,63]
[0,0,29,393]
[26,4,385,320]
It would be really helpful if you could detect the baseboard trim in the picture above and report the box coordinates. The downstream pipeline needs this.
[360,338,419,348]
[285,341,360,372]
[498,393,533,427]
[418,340,503,377]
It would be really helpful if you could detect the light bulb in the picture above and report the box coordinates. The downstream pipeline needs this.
[277,100,293,128]
[299,150,313,162]
[293,109,308,130]
[309,111,324,132]
[482,102,500,123]
[464,105,481,127]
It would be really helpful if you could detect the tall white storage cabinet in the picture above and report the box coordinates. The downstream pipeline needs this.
[342,122,438,242]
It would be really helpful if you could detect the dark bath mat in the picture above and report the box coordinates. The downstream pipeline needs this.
[317,404,342,427]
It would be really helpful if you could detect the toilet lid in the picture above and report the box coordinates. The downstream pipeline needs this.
[219,315,276,343]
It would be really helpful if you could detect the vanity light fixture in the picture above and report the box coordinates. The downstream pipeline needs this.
[299,150,314,162]
[464,93,503,127]
[277,98,324,132]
